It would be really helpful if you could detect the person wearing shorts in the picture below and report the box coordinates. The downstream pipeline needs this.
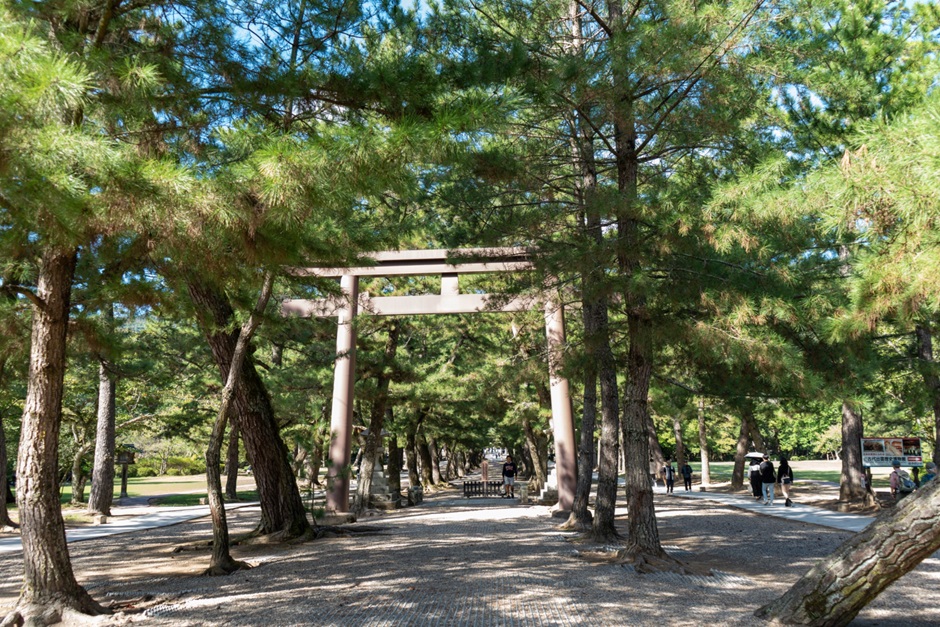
[502,455,517,498]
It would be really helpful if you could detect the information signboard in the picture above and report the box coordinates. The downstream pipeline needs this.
[861,437,923,468]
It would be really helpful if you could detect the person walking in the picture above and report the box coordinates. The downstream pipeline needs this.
[923,462,937,484]
[681,461,693,491]
[502,454,517,498]
[777,457,794,506]
[759,454,776,505]
[890,460,914,500]
[749,457,763,500]
[661,461,676,494]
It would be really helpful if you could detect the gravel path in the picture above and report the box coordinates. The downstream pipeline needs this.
[0,490,937,626]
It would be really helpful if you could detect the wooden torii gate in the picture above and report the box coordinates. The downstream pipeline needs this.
[282,248,576,513]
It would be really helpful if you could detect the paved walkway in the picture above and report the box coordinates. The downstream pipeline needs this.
[0,478,874,557]
[655,484,876,532]
[0,501,260,555]
[1,483,937,625]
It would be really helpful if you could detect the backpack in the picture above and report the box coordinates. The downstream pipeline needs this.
[896,470,915,493]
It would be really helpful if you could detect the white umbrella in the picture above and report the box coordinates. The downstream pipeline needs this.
[744,452,765,459]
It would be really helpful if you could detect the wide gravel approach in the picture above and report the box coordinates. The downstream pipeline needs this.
[0,490,936,626]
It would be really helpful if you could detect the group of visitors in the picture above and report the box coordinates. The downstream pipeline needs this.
[660,460,694,493]
[890,460,937,500]
[748,454,794,507]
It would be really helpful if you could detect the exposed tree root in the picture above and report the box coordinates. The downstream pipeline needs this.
[557,511,593,532]
[202,557,251,577]
[577,543,712,576]
[837,498,880,514]
[1,592,109,627]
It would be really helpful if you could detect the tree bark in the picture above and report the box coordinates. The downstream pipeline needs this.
[745,409,766,453]
[417,434,434,489]
[619,310,665,559]
[591,329,621,541]
[915,324,940,467]
[838,400,877,509]
[306,403,328,489]
[15,248,103,616]
[405,426,420,489]
[732,412,750,491]
[387,431,402,497]
[566,365,596,530]
[672,415,685,467]
[69,442,93,505]
[353,321,399,514]
[224,422,240,500]
[428,436,443,485]
[186,277,310,539]
[204,271,273,575]
[646,411,666,474]
[756,479,940,626]
[522,418,548,489]
[87,354,116,516]
[698,398,711,486]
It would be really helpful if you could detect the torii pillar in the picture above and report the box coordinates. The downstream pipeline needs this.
[545,300,576,512]
[326,275,358,512]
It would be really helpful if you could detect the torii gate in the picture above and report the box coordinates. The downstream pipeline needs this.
[282,248,576,513]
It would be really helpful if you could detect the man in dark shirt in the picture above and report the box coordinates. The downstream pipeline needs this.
[759,454,776,505]
[502,455,517,498]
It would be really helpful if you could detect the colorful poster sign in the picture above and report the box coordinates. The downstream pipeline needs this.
[860,437,923,468]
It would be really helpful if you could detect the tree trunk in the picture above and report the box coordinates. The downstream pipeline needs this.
[204,271,273,575]
[15,248,103,617]
[591,337,621,542]
[443,446,454,481]
[87,355,116,516]
[731,413,750,491]
[387,432,402,498]
[756,479,940,626]
[915,324,940,467]
[204,388,245,576]
[405,427,420,489]
[566,365,596,530]
[619,310,666,560]
[428,436,443,485]
[353,322,399,514]
[69,443,93,505]
[698,398,711,486]
[672,415,685,467]
[565,0,599,536]
[745,409,766,453]
[522,418,548,489]
[417,435,434,489]
[186,278,310,539]
[455,449,465,478]
[307,403,328,489]
[224,422,240,500]
[838,400,877,509]
[646,412,666,475]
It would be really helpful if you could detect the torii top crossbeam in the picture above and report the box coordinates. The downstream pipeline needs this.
[282,247,536,317]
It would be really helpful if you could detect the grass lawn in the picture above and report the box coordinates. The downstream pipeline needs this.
[152,490,259,506]
[8,474,256,508]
